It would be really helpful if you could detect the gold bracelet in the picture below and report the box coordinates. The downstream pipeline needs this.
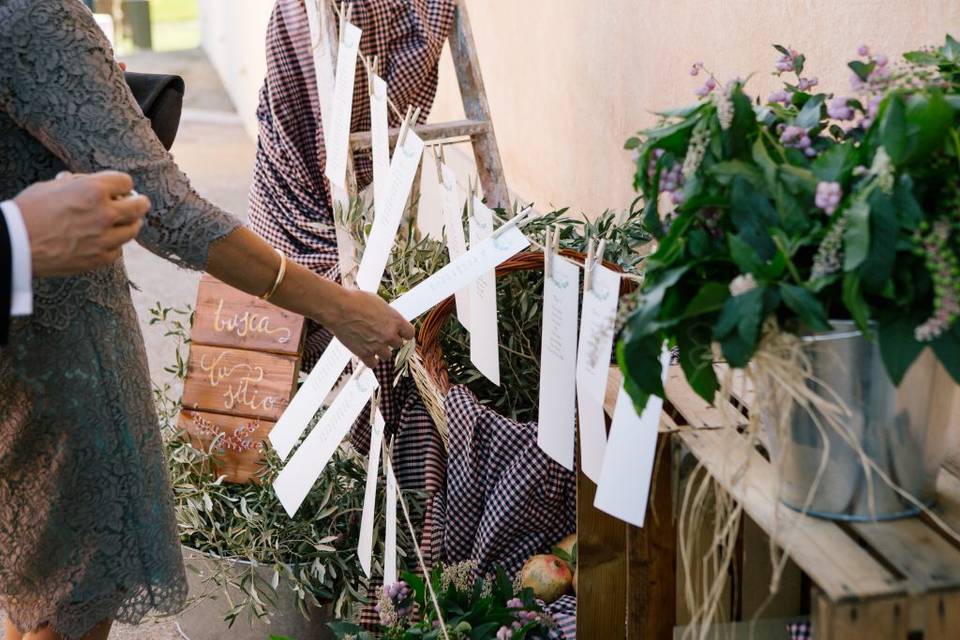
[260,249,287,302]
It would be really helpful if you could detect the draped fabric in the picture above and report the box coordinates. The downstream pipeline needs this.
[248,0,455,369]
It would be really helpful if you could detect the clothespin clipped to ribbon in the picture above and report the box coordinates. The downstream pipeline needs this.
[492,204,534,239]
[396,105,421,149]
[584,238,607,292]
[544,223,561,278]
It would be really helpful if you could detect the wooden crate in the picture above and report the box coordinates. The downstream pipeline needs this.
[578,364,960,639]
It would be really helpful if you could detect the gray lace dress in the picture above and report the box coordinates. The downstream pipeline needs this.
[0,1,240,637]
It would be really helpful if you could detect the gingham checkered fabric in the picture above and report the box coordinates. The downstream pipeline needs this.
[788,621,812,640]
[248,0,455,369]
[431,385,577,576]
[546,595,576,640]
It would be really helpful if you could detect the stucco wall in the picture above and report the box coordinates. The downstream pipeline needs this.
[198,0,274,139]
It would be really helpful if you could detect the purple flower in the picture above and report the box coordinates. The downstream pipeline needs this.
[827,97,855,121]
[797,76,819,91]
[694,76,717,97]
[875,53,888,67]
[775,48,799,73]
[690,62,703,76]
[857,45,870,56]
[815,181,843,215]
[507,597,524,609]
[780,124,814,153]
[496,626,513,640]
[768,90,790,105]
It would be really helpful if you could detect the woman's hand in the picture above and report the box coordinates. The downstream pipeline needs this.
[326,290,415,369]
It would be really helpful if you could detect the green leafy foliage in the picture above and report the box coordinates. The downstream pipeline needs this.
[618,36,960,412]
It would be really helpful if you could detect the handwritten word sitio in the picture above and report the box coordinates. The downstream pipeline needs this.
[199,352,281,413]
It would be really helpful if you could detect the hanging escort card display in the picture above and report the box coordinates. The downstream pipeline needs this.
[536,230,580,471]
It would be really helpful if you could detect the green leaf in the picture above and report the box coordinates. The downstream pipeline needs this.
[843,199,871,271]
[715,287,764,367]
[878,317,925,386]
[677,320,719,402]
[729,177,777,259]
[902,91,954,163]
[793,94,824,130]
[682,282,730,318]
[727,89,757,158]
[932,324,960,386]
[859,190,897,292]
[618,335,666,406]
[623,266,689,337]
[945,34,960,62]
[780,283,832,331]
[752,136,778,187]
[709,160,765,188]
[880,94,908,164]
[811,143,856,182]
[903,50,941,66]
[892,175,924,230]
[842,272,872,335]
[848,60,877,82]
[729,234,765,275]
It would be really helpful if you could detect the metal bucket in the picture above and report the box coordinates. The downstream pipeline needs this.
[760,321,953,521]
[176,546,335,640]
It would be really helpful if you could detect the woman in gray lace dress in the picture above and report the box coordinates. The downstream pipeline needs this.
[0,2,414,639]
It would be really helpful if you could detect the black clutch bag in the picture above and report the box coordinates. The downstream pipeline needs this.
[124,72,185,151]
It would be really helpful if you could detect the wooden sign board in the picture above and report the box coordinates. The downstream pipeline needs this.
[182,345,299,421]
[180,409,274,483]
[192,275,306,355]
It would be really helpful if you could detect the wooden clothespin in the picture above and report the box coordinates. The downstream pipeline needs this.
[584,238,597,292]
[492,205,533,239]
[466,176,475,219]
[544,227,554,278]
[397,105,414,147]
[432,144,444,183]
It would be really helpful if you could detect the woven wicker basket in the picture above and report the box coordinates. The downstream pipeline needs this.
[410,249,637,448]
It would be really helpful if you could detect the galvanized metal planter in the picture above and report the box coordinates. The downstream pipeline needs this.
[176,546,335,640]
[761,321,951,521]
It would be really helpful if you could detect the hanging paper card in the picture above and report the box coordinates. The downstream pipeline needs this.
[323,20,362,190]
[594,350,671,527]
[269,338,352,459]
[355,128,425,292]
[468,196,501,385]
[384,447,398,584]
[390,225,530,321]
[537,254,580,470]
[439,163,469,330]
[274,367,379,517]
[370,74,390,213]
[271,224,530,460]
[358,407,385,578]
[304,0,336,131]
[575,264,621,482]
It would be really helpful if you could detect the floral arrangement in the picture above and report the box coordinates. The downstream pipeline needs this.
[619,35,960,410]
[324,562,556,640]
[152,304,422,624]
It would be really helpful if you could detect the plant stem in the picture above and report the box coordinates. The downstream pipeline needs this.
[772,235,803,284]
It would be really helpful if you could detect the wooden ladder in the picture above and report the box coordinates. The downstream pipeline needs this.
[314,0,510,284]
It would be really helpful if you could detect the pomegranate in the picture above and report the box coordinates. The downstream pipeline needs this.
[553,533,577,560]
[519,554,573,603]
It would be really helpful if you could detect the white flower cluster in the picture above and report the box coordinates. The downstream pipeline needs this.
[713,82,736,131]
[729,273,758,296]
[440,560,479,593]
[871,146,895,194]
[810,219,846,280]
[682,121,711,180]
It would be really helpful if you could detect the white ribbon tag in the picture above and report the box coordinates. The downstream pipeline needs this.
[537,253,580,470]
[467,196,501,386]
[323,20,362,190]
[358,408,386,577]
[439,163,470,329]
[594,350,671,527]
[575,264,621,482]
[274,367,379,517]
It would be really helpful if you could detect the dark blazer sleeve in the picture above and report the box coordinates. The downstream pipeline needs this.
[0,208,11,346]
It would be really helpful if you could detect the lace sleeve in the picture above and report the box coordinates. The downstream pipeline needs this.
[0,0,240,270]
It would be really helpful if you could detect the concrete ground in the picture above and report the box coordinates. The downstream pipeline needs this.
[1,48,255,640]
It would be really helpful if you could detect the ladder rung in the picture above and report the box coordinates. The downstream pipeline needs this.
[349,118,489,151]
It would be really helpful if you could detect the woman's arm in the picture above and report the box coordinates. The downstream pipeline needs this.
[206,227,412,366]
[0,0,411,366]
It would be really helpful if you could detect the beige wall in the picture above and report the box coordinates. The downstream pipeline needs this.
[430,0,960,215]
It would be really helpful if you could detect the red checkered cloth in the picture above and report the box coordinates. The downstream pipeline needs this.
[788,621,812,640]
[247,0,455,369]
